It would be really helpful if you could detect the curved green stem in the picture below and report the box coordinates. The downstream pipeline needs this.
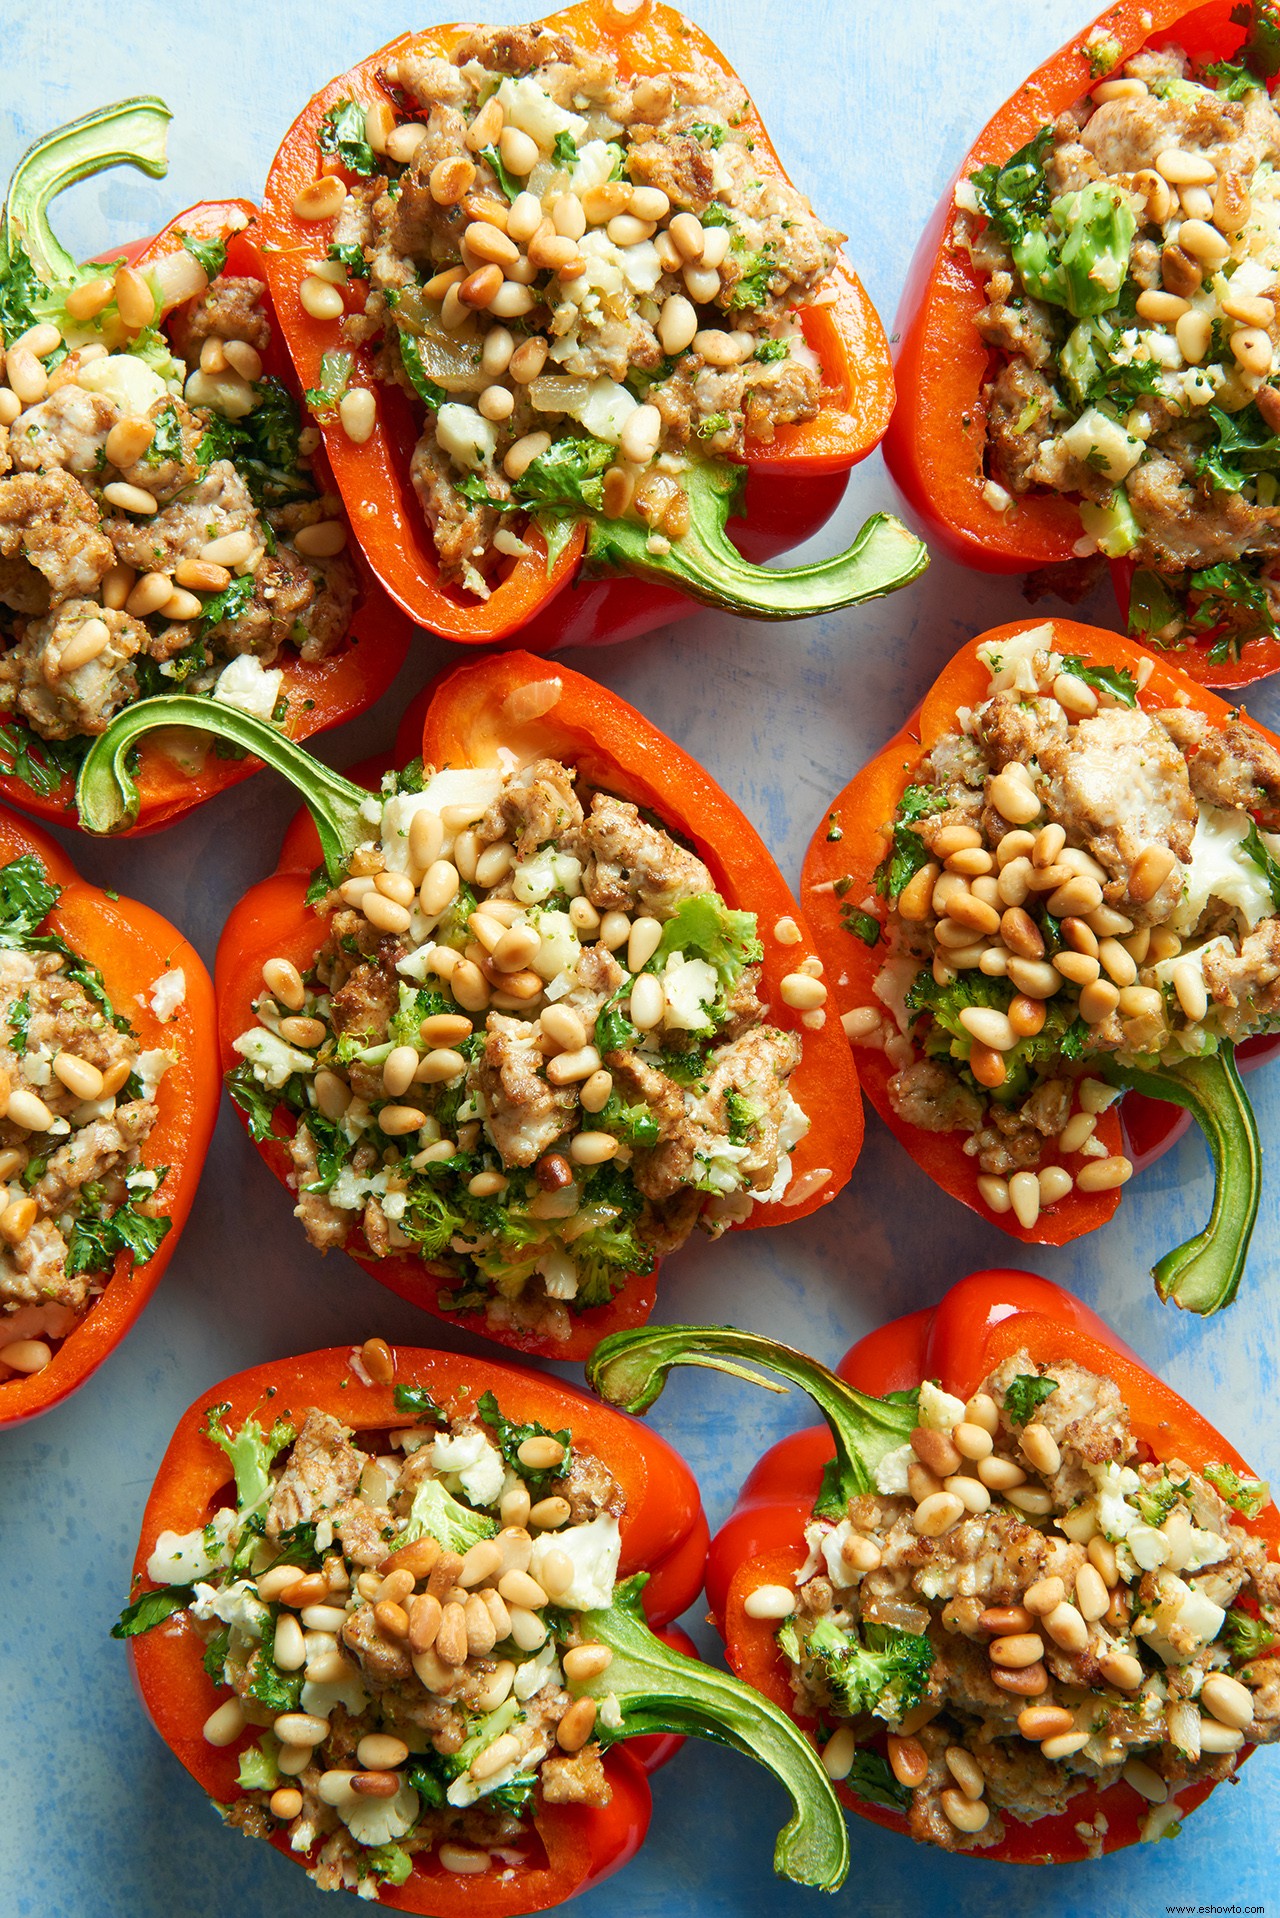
[579,459,930,618]
[583,1577,848,1891]
[76,696,370,880]
[587,1323,917,1517]
[5,98,171,286]
[1101,1044,1260,1314]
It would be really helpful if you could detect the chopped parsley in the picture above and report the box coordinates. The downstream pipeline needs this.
[1003,1374,1059,1426]
[840,906,881,948]
[303,347,353,421]
[874,785,949,900]
[317,98,379,176]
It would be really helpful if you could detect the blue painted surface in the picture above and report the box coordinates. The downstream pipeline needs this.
[2,4,1279,1914]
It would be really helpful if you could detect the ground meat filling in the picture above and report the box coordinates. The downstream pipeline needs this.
[767,1351,1278,1854]
[958,45,1280,649]
[230,745,812,1342]
[0,869,167,1386]
[0,260,358,775]
[835,620,1280,1226]
[297,23,842,593]
[135,1386,627,1898]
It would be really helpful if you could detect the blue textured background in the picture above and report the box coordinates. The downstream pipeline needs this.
[2,5,1278,1914]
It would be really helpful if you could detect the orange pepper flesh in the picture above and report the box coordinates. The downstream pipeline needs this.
[258,0,894,643]
[706,1269,1279,1865]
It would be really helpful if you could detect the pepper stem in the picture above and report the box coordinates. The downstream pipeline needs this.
[5,98,171,287]
[76,695,371,880]
[578,459,930,618]
[1101,1044,1260,1314]
[581,1576,848,1891]
[588,1323,917,1516]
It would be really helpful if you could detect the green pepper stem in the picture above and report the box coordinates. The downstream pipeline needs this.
[579,459,929,619]
[76,695,371,880]
[5,98,171,287]
[582,1577,848,1891]
[1101,1044,1260,1314]
[587,1323,917,1514]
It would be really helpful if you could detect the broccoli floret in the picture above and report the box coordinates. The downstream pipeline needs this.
[204,1406,296,1512]
[402,1477,496,1555]
[874,786,949,900]
[654,893,763,989]
[1226,1606,1278,1662]
[781,1615,933,1724]
[1205,1462,1271,1519]
[1136,1474,1192,1527]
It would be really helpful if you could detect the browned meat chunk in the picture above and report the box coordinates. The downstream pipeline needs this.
[265,1409,363,1537]
[177,274,271,354]
[342,1602,415,1684]
[1203,916,1280,1038]
[972,692,1068,770]
[290,1124,352,1252]
[477,757,583,858]
[478,1013,576,1166]
[1160,709,1280,829]
[0,470,114,606]
[105,459,260,574]
[450,22,575,72]
[539,1745,611,1806]
[1035,706,1196,921]
[0,600,145,739]
[888,1058,984,1134]
[31,1101,157,1214]
[329,956,399,1049]
[9,384,116,478]
[409,434,502,594]
[575,793,712,915]
[700,1025,801,1191]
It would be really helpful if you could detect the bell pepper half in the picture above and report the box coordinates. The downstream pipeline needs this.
[256,0,926,644]
[0,100,411,832]
[75,650,861,1359]
[0,804,218,1425]
[589,1268,1280,1863]
[881,0,1280,689]
[120,1340,849,1904]
[801,615,1278,1314]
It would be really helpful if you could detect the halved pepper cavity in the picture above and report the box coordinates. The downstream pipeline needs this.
[802,616,1276,1314]
[589,1269,1280,1864]
[258,0,926,642]
[122,1342,849,1908]
[883,0,1280,687]
[77,652,861,1359]
[0,101,410,832]
[0,805,218,1425]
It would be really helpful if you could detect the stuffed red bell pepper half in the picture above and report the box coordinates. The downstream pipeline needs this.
[0,806,217,1424]
[0,100,409,832]
[115,1339,848,1905]
[589,1271,1280,1863]
[883,0,1280,687]
[801,613,1280,1314]
[256,0,927,646]
[76,652,860,1359]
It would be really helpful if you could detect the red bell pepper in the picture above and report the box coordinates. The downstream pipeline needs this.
[257,1,927,643]
[802,614,1271,1314]
[589,1269,1280,1864]
[120,1341,849,1905]
[882,0,1280,689]
[76,650,861,1359]
[0,805,218,1425]
[0,101,411,833]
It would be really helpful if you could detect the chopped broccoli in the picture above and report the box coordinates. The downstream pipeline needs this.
[1204,1462,1270,1519]
[1225,1606,1278,1662]
[477,1389,572,1495]
[401,1475,497,1555]
[724,1087,762,1145]
[237,1736,280,1792]
[654,893,762,987]
[779,1615,933,1724]
[204,1406,296,1512]
[1135,1474,1191,1527]
[874,786,949,899]
[598,1089,660,1148]
[844,1750,912,1813]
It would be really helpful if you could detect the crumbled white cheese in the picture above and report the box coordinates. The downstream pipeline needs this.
[874,1443,915,1496]
[327,1165,390,1213]
[213,654,283,721]
[302,1667,371,1720]
[189,1578,268,1638]
[133,1048,173,1100]
[1061,407,1143,482]
[1170,804,1280,938]
[146,1511,234,1586]
[148,968,186,1024]
[526,908,580,982]
[512,848,583,905]
[232,1026,313,1090]
[1128,1524,1172,1571]
[432,1428,506,1508]
[661,951,717,1031]
[1138,1574,1227,1665]
[756,1094,812,1204]
[597,1692,624,1731]
[1087,1461,1143,1541]
[529,1515,621,1611]
[513,1639,561,1701]
[953,179,981,214]
[978,623,1057,693]
[437,402,498,472]
[537,1248,579,1299]
[570,137,620,195]
[918,1379,966,1432]
[495,76,586,147]
[78,353,167,414]
[338,1779,418,1847]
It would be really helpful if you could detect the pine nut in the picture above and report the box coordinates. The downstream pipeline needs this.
[658,293,699,354]
[1177,217,1229,265]
[669,212,705,259]
[567,1131,618,1165]
[952,1421,994,1462]
[293,176,347,220]
[1020,1423,1060,1475]
[1076,1155,1133,1192]
[1100,1650,1144,1690]
[300,275,344,320]
[886,1733,928,1788]
[818,1726,855,1780]
[1199,1720,1245,1753]
[1087,1536,1118,1585]
[989,771,1042,823]
[1042,1601,1088,1653]
[111,264,155,331]
[1008,1170,1041,1230]
[628,973,665,1031]
[0,1198,38,1246]
[294,519,347,558]
[1123,1757,1168,1803]
[563,1645,613,1683]
[780,972,827,1011]
[619,404,661,464]
[1171,959,1208,1020]
[504,430,551,480]
[516,1434,565,1470]
[1038,1164,1073,1204]
[52,1051,105,1101]
[1176,308,1211,364]
[202,1698,246,1746]
[626,915,663,973]
[363,892,411,935]
[965,1392,1000,1434]
[103,481,158,516]
[1200,1673,1254,1730]
[977,1174,1011,1214]
[915,1491,965,1536]
[6,1089,54,1132]
[1071,1563,1108,1622]
[1023,1576,1065,1617]
[944,1745,985,1800]
[912,1427,962,1476]
[990,1632,1045,1669]
[683,264,720,303]
[1232,326,1273,375]
[941,1789,989,1834]
[439,1842,490,1874]
[1005,1485,1054,1516]
[1018,1704,1076,1741]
